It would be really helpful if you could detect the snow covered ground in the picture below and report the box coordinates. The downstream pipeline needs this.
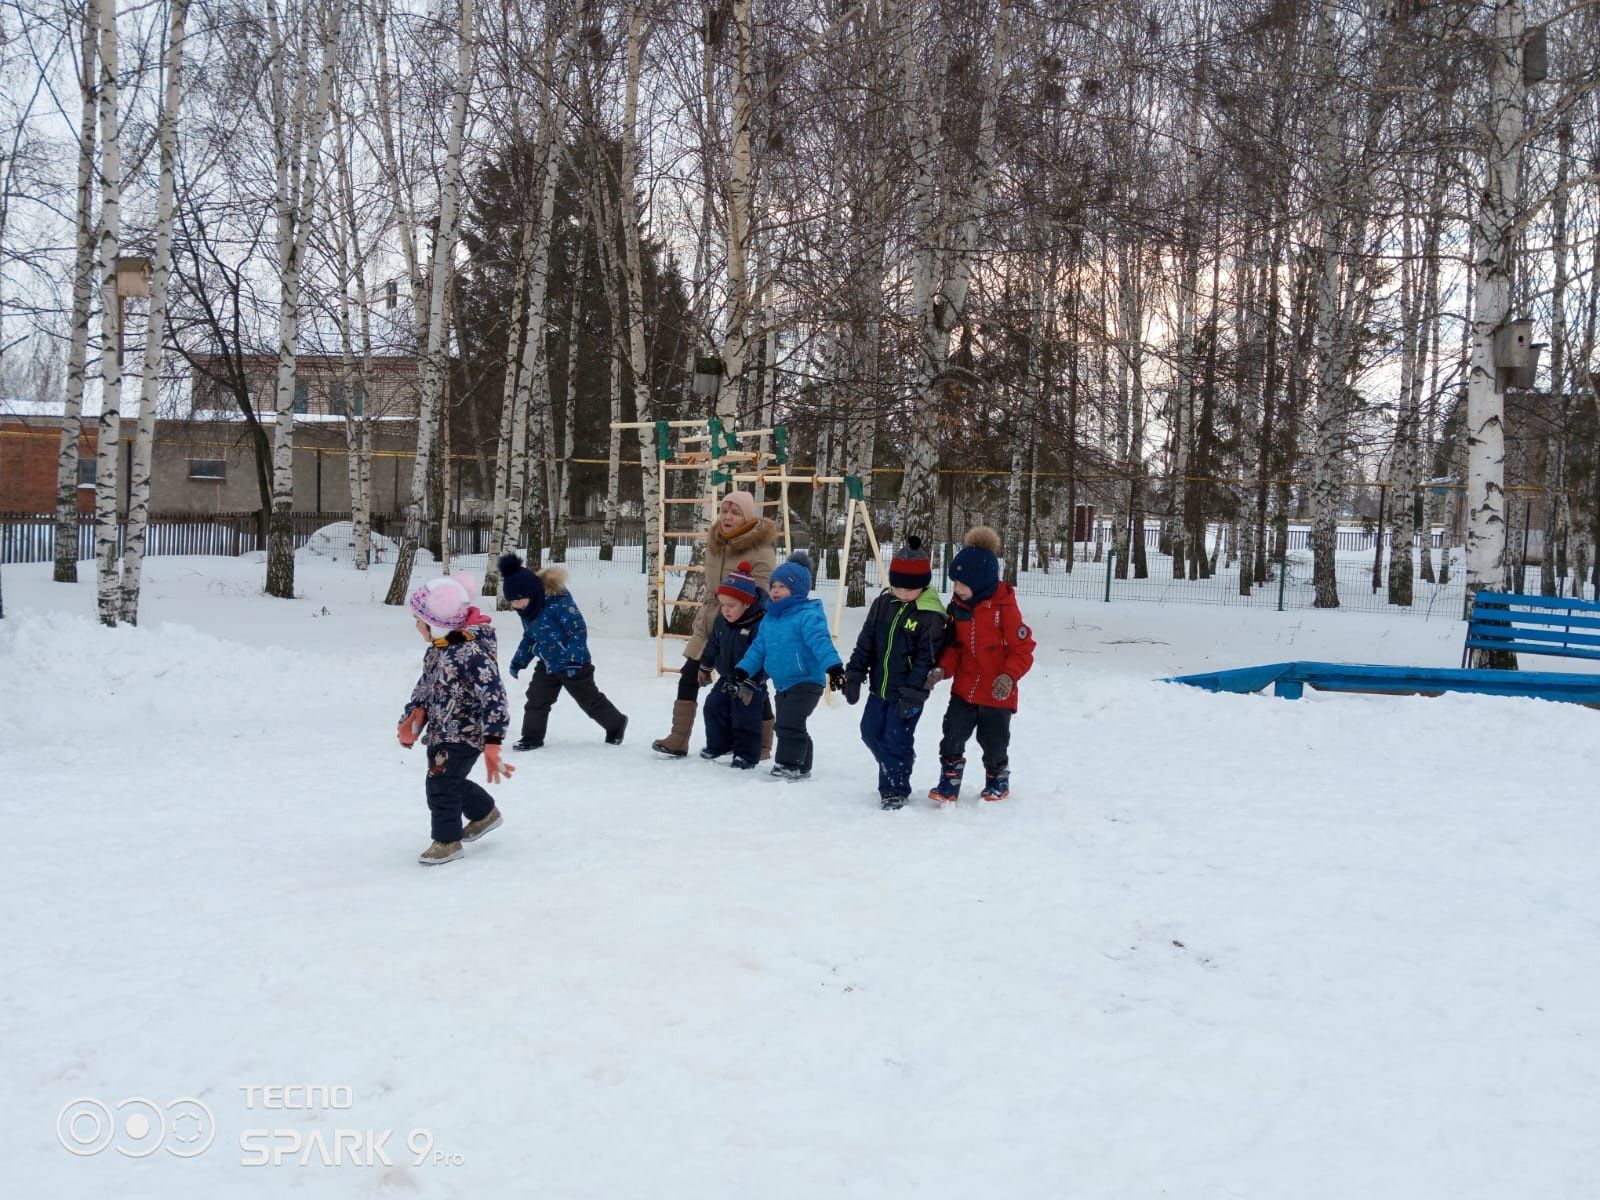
[3,552,1597,1199]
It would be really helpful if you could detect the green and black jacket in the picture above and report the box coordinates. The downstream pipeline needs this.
[845,586,948,707]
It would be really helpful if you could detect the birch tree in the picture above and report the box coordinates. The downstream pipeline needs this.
[54,0,99,584]
[91,0,123,627]
[118,0,190,625]
[265,0,343,600]
[894,0,1011,546]
[618,0,659,632]
[385,0,474,605]
[1463,0,1526,661]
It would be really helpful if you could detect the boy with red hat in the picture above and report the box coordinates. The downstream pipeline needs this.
[697,561,768,768]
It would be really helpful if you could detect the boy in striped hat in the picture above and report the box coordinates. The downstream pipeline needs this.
[696,561,769,769]
[841,537,947,809]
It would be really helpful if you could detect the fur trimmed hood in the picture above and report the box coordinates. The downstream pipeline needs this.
[536,565,569,596]
[709,515,779,554]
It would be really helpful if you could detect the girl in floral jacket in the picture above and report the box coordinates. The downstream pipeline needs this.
[398,573,514,866]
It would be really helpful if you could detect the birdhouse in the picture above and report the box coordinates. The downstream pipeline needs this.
[692,356,723,398]
[1524,25,1548,85]
[115,256,151,298]
[1503,343,1546,391]
[1492,319,1533,369]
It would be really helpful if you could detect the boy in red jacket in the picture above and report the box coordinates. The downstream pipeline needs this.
[927,526,1035,802]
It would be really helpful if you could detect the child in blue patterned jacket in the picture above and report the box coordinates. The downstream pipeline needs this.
[501,557,628,752]
[734,552,844,780]
[398,572,514,867]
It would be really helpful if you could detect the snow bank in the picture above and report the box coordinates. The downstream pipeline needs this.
[2,555,1597,1199]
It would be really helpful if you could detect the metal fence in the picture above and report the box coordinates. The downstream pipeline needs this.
[0,511,647,567]
[12,509,1589,620]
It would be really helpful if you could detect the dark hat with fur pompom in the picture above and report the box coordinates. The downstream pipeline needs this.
[948,525,1001,601]
[498,552,544,608]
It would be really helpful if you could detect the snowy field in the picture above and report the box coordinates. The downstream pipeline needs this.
[2,551,1597,1199]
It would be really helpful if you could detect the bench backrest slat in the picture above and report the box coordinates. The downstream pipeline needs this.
[1473,591,1600,615]
[1467,624,1600,650]
[1469,609,1600,634]
[1464,592,1600,666]
[1464,636,1600,662]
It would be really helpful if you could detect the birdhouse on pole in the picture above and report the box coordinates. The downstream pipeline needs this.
[115,256,151,298]
[693,355,723,399]
[1493,319,1538,391]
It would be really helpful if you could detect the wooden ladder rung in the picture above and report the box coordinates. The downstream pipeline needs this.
[661,632,692,641]
[663,598,703,607]
[662,498,705,504]
[661,531,706,538]
[662,564,704,573]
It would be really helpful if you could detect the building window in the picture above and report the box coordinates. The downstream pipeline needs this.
[78,457,96,487]
[293,380,309,414]
[329,380,367,417]
[189,458,226,481]
[386,279,398,311]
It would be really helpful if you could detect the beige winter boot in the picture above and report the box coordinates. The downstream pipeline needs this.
[418,840,463,866]
[760,719,775,762]
[462,808,503,843]
[651,700,697,758]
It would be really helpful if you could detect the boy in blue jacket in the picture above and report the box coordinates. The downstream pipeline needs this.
[842,537,947,809]
[499,555,628,751]
[734,552,844,780]
[698,561,768,769]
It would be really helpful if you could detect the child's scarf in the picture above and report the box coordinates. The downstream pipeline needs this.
[766,593,806,620]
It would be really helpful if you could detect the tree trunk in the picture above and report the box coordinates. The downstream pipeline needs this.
[618,3,660,632]
[1541,119,1573,597]
[118,0,188,625]
[1464,0,1525,667]
[896,0,1010,545]
[267,0,342,600]
[55,0,99,585]
[92,0,123,628]
[385,0,474,605]
[483,185,534,595]
[1388,205,1420,607]
[1418,196,1445,585]
[552,222,587,563]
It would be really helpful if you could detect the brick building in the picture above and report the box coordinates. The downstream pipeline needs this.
[3,353,435,516]
[188,352,423,422]
[0,415,99,513]
[1,413,426,516]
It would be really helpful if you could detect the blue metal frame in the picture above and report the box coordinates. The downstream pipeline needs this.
[1167,660,1600,706]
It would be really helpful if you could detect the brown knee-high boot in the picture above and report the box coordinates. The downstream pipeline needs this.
[760,719,775,761]
[651,699,697,758]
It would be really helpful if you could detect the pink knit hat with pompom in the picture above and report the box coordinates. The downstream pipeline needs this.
[719,490,757,524]
[408,572,479,632]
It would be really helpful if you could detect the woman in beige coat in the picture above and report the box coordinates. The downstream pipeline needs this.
[651,490,779,757]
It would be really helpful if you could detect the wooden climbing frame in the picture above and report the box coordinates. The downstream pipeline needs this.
[611,418,793,674]
[727,471,888,642]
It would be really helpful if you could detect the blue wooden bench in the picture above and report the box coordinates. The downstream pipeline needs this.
[1460,591,1600,667]
[1167,593,1600,706]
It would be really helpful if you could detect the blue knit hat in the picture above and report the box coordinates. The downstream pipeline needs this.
[769,551,813,600]
[948,526,1001,602]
